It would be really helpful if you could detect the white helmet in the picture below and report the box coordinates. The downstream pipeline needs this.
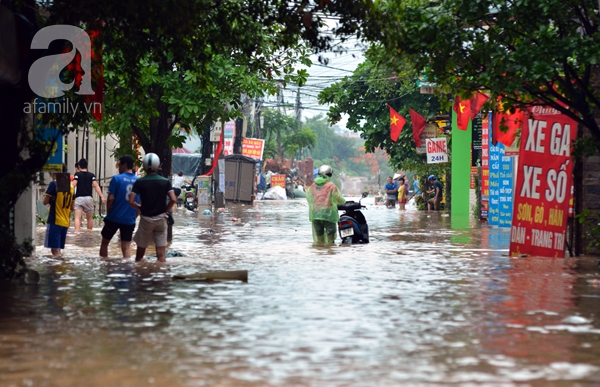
[318,165,333,177]
[143,153,160,173]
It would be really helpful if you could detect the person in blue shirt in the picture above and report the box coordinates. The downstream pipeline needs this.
[413,175,421,196]
[100,155,139,258]
[384,176,399,208]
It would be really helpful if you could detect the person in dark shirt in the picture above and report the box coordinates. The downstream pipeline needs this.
[427,175,443,211]
[129,153,177,262]
[72,158,106,231]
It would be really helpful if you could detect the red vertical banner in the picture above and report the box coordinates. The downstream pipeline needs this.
[470,167,477,189]
[480,113,490,218]
[509,107,577,258]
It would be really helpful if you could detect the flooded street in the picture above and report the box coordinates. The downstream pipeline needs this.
[3,197,600,386]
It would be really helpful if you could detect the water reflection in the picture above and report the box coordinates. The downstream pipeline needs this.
[1,199,600,386]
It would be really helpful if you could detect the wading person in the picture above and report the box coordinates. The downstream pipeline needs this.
[413,175,421,197]
[384,176,398,208]
[72,158,106,231]
[306,165,346,244]
[128,153,177,262]
[172,171,191,200]
[43,170,74,258]
[100,155,139,258]
[427,175,443,211]
[397,177,407,211]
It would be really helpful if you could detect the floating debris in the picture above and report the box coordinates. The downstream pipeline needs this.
[172,270,248,282]
[151,250,186,258]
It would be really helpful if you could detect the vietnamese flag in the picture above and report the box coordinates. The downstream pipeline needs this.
[453,95,471,130]
[470,91,489,120]
[389,105,406,142]
[492,97,524,147]
[409,108,426,148]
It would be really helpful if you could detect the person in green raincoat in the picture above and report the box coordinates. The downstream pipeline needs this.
[306,165,346,243]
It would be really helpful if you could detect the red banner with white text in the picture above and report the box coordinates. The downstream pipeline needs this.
[509,106,577,258]
[241,138,265,160]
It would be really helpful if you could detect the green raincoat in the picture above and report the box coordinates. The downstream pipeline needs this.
[306,175,346,224]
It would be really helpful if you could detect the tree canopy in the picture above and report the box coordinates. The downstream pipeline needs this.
[318,58,447,178]
[361,0,600,151]
[0,0,372,278]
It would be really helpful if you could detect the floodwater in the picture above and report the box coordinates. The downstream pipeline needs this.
[2,197,600,386]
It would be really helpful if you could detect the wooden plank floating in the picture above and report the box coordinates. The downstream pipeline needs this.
[172,270,248,282]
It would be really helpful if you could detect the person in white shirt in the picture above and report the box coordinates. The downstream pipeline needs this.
[172,171,191,198]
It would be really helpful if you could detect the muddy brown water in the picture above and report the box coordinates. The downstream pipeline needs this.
[2,197,600,386]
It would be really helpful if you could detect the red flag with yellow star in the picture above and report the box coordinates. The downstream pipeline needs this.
[389,105,406,142]
[453,95,471,130]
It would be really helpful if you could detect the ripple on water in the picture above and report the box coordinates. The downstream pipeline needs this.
[3,200,600,386]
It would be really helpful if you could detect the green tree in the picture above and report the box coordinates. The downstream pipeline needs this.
[283,127,317,163]
[318,58,448,179]
[262,109,303,162]
[94,51,309,176]
[303,115,370,176]
[362,0,600,151]
[0,0,372,279]
[304,115,336,160]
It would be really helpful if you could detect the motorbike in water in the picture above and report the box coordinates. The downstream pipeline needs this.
[180,183,197,212]
[337,196,369,244]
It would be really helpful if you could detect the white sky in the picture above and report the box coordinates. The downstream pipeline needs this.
[272,38,365,127]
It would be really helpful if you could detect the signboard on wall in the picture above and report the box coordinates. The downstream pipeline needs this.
[241,138,265,160]
[480,113,490,219]
[498,149,514,228]
[488,142,501,226]
[223,120,236,156]
[270,174,286,188]
[471,115,483,166]
[35,100,64,172]
[426,138,448,164]
[509,107,577,258]
[417,124,438,154]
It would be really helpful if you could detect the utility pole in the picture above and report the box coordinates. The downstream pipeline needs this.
[277,83,285,114]
[255,98,263,139]
[295,87,302,126]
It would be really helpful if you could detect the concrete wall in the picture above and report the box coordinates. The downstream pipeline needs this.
[14,184,36,253]
[579,132,600,255]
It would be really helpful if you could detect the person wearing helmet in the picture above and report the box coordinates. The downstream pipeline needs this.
[306,165,346,243]
[128,153,177,262]
[426,175,443,211]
